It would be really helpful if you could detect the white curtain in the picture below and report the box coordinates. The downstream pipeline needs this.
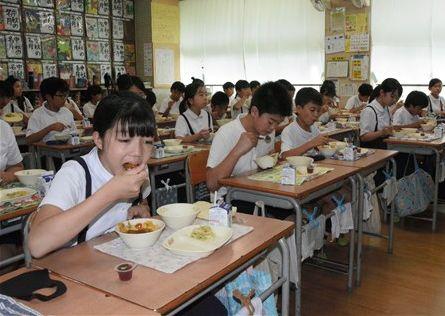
[371,0,445,85]
[179,0,325,85]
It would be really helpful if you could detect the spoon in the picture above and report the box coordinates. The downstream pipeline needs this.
[258,135,272,144]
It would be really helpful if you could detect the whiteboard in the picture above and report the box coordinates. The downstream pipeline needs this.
[154,48,174,86]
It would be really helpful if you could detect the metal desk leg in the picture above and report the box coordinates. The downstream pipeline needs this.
[149,168,157,214]
[388,158,397,254]
[60,152,66,164]
[355,173,364,287]
[35,146,41,169]
[278,238,290,316]
[293,201,302,316]
[433,149,441,232]
[347,176,357,292]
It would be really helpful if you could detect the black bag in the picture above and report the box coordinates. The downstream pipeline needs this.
[0,269,67,301]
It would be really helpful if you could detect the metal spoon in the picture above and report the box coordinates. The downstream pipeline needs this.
[258,135,272,144]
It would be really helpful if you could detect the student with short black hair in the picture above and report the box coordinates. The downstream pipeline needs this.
[249,80,261,94]
[157,81,185,116]
[4,76,33,113]
[360,78,401,149]
[28,92,155,258]
[393,91,428,127]
[26,77,77,144]
[230,80,252,118]
[83,85,103,119]
[175,82,212,143]
[116,74,133,91]
[280,87,330,158]
[427,78,445,116]
[210,91,229,121]
[275,79,297,132]
[345,83,373,113]
[207,81,292,194]
[223,81,235,101]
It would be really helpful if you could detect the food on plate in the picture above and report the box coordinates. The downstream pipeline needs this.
[5,190,29,199]
[190,225,215,241]
[117,220,157,234]
[123,162,138,170]
[2,112,23,123]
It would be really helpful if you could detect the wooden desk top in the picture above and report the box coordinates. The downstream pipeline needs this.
[147,144,211,167]
[321,149,398,171]
[32,141,95,151]
[385,136,445,149]
[32,214,293,314]
[0,268,156,315]
[321,127,358,137]
[219,164,358,199]
[0,205,37,222]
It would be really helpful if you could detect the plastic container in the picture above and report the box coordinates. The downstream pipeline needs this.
[114,262,137,281]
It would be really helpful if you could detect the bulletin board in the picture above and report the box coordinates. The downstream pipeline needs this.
[153,42,179,89]
[324,0,372,105]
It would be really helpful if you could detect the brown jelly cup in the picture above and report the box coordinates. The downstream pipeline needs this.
[114,262,137,281]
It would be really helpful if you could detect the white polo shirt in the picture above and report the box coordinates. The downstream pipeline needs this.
[0,119,22,171]
[428,94,445,114]
[175,108,213,137]
[207,114,274,196]
[230,96,250,118]
[280,121,320,154]
[82,101,97,119]
[392,106,419,125]
[26,104,76,143]
[3,97,33,114]
[157,97,182,115]
[345,95,365,110]
[40,147,151,242]
[360,99,391,136]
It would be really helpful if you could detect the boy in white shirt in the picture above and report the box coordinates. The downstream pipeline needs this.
[345,83,373,113]
[393,91,428,127]
[210,91,229,123]
[157,81,185,116]
[230,80,252,118]
[427,78,445,116]
[26,77,77,144]
[83,85,103,119]
[223,81,235,103]
[275,79,297,134]
[280,88,330,158]
[206,81,292,196]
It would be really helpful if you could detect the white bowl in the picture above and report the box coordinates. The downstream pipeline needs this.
[53,132,70,142]
[163,138,182,146]
[164,145,184,154]
[421,124,435,132]
[116,218,165,249]
[318,146,336,158]
[14,169,47,187]
[286,156,314,168]
[157,203,200,230]
[255,154,278,169]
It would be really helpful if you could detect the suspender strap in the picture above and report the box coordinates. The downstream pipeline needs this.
[74,157,92,244]
[181,113,195,135]
[366,105,379,132]
[207,111,211,131]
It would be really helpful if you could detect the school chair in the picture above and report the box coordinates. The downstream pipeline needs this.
[185,150,210,203]
[22,212,37,268]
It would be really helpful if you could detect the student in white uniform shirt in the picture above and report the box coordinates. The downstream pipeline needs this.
[26,77,77,144]
[392,91,428,127]
[0,81,24,184]
[82,85,103,119]
[427,78,445,116]
[210,91,229,123]
[5,76,33,113]
[175,82,213,143]
[280,88,330,158]
[345,83,373,113]
[28,92,155,258]
[230,80,252,118]
[223,81,235,103]
[207,81,292,197]
[157,81,185,116]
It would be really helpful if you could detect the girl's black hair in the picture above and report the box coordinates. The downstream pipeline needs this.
[5,75,25,111]
[179,82,204,114]
[211,91,229,109]
[404,91,428,109]
[250,80,261,90]
[369,78,402,102]
[429,78,442,89]
[93,91,156,138]
[320,80,337,97]
[145,88,157,108]
[191,77,204,85]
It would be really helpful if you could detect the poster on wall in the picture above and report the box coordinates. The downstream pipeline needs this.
[3,6,20,31]
[154,48,174,86]
[71,37,85,60]
[114,64,125,77]
[40,11,55,34]
[98,0,109,15]
[57,37,72,60]
[73,63,87,79]
[86,17,98,39]
[112,19,123,39]
[350,54,369,81]
[113,41,124,62]
[24,8,40,33]
[87,63,100,82]
[0,35,6,59]
[8,61,24,79]
[71,14,84,36]
[71,0,84,12]
[97,18,109,38]
[86,41,100,61]
[99,41,110,61]
[112,0,123,17]
[5,33,23,58]
[56,13,71,36]
[26,61,43,85]
[42,62,57,78]
[325,34,345,54]
[41,35,56,59]
[100,63,111,83]
[40,0,54,8]
[123,0,134,19]
[58,63,72,79]
[56,0,71,12]
[26,34,42,59]
[85,0,98,15]
[0,63,7,80]
[143,42,153,77]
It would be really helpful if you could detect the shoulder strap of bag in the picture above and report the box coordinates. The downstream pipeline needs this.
[366,105,378,132]
[207,110,211,131]
[181,113,195,135]
[74,157,92,243]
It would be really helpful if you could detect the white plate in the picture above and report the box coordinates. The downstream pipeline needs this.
[0,187,37,205]
[163,224,233,258]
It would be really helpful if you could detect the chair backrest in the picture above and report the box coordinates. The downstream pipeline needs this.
[274,140,282,153]
[185,149,210,202]
[22,211,37,267]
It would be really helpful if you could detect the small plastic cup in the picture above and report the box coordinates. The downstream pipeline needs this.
[307,165,314,174]
[114,262,137,281]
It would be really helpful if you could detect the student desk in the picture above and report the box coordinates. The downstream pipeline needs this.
[0,205,37,268]
[156,117,177,129]
[32,214,293,315]
[147,144,211,211]
[0,268,157,315]
[219,164,359,316]
[33,141,95,170]
[322,149,398,286]
[385,136,445,231]
[321,127,360,144]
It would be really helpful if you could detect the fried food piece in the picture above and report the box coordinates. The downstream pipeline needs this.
[123,162,138,170]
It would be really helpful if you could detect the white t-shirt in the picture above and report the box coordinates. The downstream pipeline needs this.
[360,99,391,136]
[65,98,82,116]
[40,147,151,241]
[26,104,76,142]
[280,121,320,153]
[0,119,22,171]
[207,114,274,196]
[428,94,445,114]
[345,95,366,110]
[82,101,97,119]
[175,108,213,137]
[230,96,250,118]
[3,97,33,114]
[392,106,419,125]
[157,97,181,115]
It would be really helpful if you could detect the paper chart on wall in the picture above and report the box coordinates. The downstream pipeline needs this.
[71,37,85,60]
[143,42,153,77]
[26,34,42,59]
[330,7,345,33]
[3,6,20,31]
[325,34,345,54]
[347,33,369,52]
[326,60,348,78]
[42,62,57,78]
[8,61,24,79]
[5,33,22,58]
[154,48,174,86]
[350,55,369,81]
[338,82,357,97]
